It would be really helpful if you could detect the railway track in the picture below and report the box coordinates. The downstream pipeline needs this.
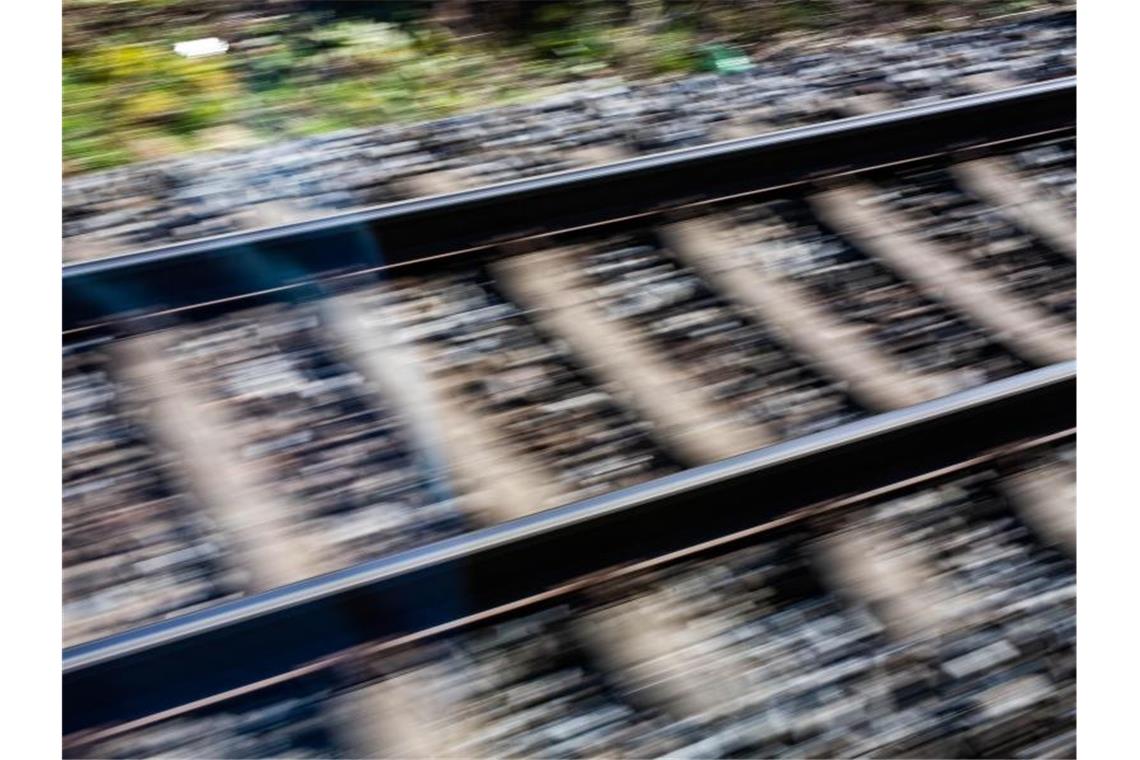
[63,78,1073,334]
[64,429,1075,756]
[64,364,1073,734]
[62,8,1073,262]
[62,77,1076,755]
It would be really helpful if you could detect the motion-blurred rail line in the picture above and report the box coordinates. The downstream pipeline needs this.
[62,73,1076,754]
[64,363,1074,736]
[63,78,1073,336]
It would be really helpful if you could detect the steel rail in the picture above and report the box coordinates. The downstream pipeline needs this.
[64,361,1075,734]
[63,78,1075,334]
[64,426,1073,750]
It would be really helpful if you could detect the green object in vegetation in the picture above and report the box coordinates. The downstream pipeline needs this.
[697,43,754,75]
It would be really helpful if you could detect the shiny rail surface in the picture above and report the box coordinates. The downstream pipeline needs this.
[64,362,1075,734]
[62,72,1077,740]
[63,78,1075,334]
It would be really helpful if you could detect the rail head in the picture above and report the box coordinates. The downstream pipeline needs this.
[63,360,1075,675]
[62,362,1075,735]
[63,77,1075,279]
[63,77,1075,335]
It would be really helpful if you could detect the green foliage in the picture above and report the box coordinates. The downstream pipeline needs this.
[63,37,244,171]
[61,0,1062,174]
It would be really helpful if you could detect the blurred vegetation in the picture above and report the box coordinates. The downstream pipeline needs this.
[62,0,1066,174]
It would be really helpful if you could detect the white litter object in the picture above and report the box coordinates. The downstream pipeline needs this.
[173,38,229,58]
